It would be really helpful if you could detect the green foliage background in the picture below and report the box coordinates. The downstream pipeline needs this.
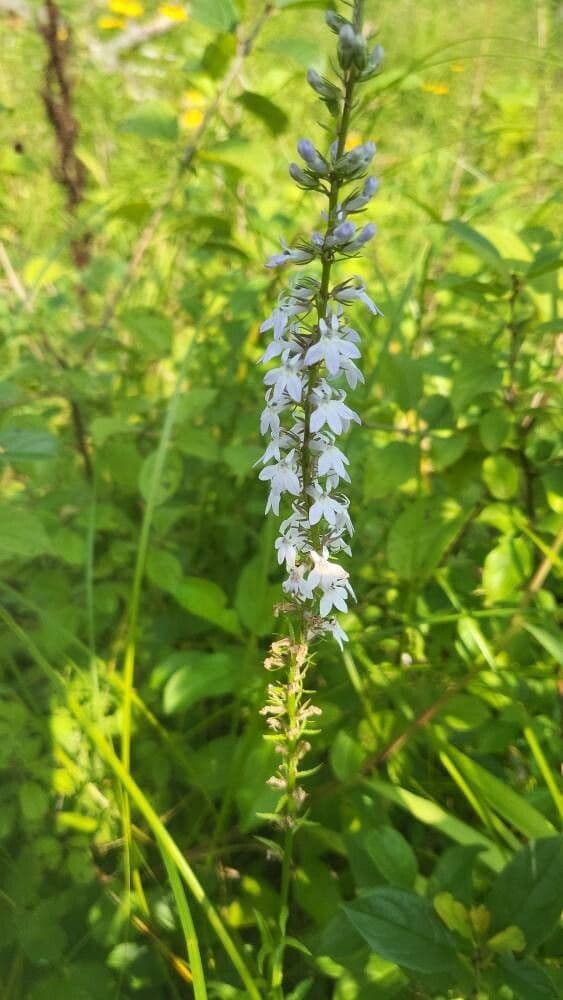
[0,0,561,997]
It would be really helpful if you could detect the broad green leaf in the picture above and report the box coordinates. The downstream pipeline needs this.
[487,837,563,951]
[343,887,460,973]
[479,409,512,452]
[451,350,502,415]
[439,694,491,731]
[446,746,556,840]
[428,844,484,904]
[482,536,532,602]
[386,499,463,581]
[363,826,418,889]
[494,954,559,1000]
[191,0,239,31]
[19,782,49,822]
[433,892,472,939]
[163,651,238,713]
[482,453,520,500]
[171,576,241,636]
[237,92,289,136]
[487,924,526,953]
[364,441,417,499]
[235,557,278,636]
[0,429,58,461]
[367,778,506,872]
[262,35,321,68]
[447,220,510,280]
[119,102,179,141]
[0,507,51,560]
[330,730,365,782]
[120,307,173,354]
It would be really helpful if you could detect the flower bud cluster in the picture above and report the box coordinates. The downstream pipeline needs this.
[260,639,318,829]
[258,12,382,648]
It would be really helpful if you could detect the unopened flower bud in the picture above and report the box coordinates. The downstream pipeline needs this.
[325,11,350,34]
[337,24,356,69]
[360,43,384,80]
[289,163,319,189]
[306,69,341,115]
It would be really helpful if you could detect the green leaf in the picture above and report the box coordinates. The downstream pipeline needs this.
[447,220,510,280]
[451,349,503,415]
[19,781,49,822]
[191,0,239,31]
[120,307,173,354]
[235,557,278,636]
[429,844,484,904]
[364,441,418,499]
[0,507,51,560]
[439,694,490,731]
[237,92,289,136]
[367,778,506,872]
[482,536,532,602]
[139,449,183,506]
[0,429,58,461]
[386,499,463,581]
[523,623,563,666]
[479,409,512,452]
[330,730,365,782]
[445,746,556,840]
[378,355,423,410]
[171,576,241,636]
[487,924,526,953]
[119,102,179,141]
[163,651,238,713]
[261,35,320,68]
[487,837,563,951]
[482,453,520,500]
[494,955,558,1000]
[342,887,460,973]
[433,892,473,940]
[363,826,418,889]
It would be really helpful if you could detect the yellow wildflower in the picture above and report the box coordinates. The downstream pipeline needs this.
[183,88,206,108]
[422,82,450,96]
[56,25,69,42]
[180,108,205,130]
[158,3,188,20]
[108,0,144,17]
[345,131,363,152]
[98,15,124,29]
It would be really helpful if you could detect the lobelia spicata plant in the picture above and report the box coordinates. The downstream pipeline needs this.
[257,0,383,989]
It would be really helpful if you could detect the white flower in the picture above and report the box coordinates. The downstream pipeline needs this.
[275,534,298,569]
[283,563,314,600]
[339,357,365,389]
[260,307,289,340]
[309,489,347,526]
[319,585,350,616]
[263,353,304,403]
[310,393,360,435]
[317,443,350,482]
[332,279,382,315]
[260,451,301,515]
[260,396,286,437]
[304,314,361,376]
[325,618,349,648]
[308,549,349,591]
